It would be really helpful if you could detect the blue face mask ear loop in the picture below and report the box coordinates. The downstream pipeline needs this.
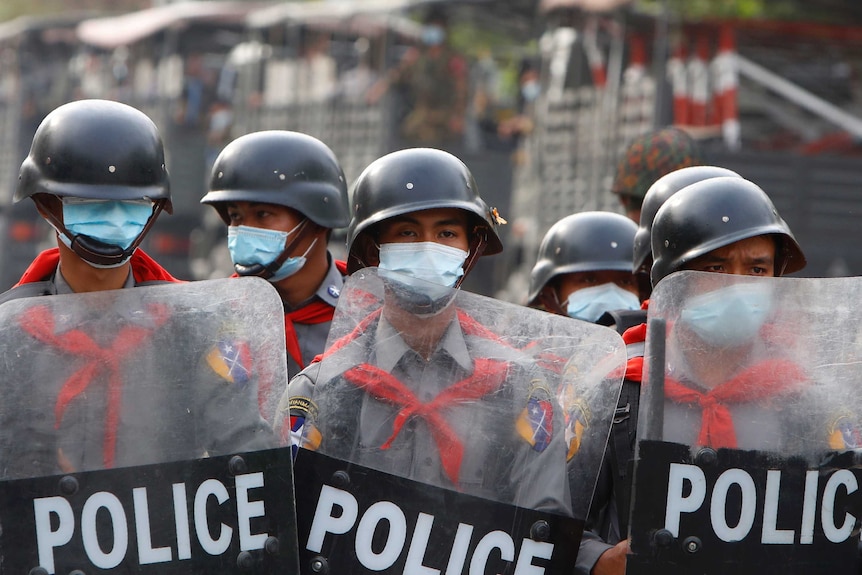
[235,218,320,279]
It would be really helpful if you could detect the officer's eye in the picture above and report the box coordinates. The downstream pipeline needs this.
[439,229,458,238]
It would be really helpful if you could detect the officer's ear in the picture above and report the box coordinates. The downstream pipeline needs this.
[537,283,565,316]
[33,194,63,223]
[352,234,380,269]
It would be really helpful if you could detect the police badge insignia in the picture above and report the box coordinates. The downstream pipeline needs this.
[206,339,252,387]
[517,382,554,452]
[828,413,862,450]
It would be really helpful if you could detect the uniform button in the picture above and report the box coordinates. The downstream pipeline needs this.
[423,457,433,467]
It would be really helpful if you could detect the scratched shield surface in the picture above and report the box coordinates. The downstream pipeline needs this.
[292,267,626,574]
[629,271,862,574]
[0,277,297,574]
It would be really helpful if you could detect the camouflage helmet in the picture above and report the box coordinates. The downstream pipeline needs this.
[611,127,703,205]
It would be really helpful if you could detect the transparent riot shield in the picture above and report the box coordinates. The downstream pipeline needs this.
[289,268,626,574]
[629,271,862,574]
[0,277,297,574]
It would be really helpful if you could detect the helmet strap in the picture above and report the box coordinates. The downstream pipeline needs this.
[455,226,487,288]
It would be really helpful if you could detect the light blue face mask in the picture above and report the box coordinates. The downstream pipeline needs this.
[679,282,773,347]
[521,80,541,102]
[60,199,153,268]
[227,224,314,283]
[421,25,446,46]
[564,283,641,323]
[378,242,467,311]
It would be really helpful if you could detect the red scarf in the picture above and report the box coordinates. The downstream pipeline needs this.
[274,260,348,369]
[15,248,179,287]
[664,359,806,448]
[20,303,170,468]
[342,358,509,485]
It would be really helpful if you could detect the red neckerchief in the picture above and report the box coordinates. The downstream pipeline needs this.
[19,303,170,468]
[664,359,806,449]
[15,248,179,287]
[342,358,509,486]
[285,303,336,369]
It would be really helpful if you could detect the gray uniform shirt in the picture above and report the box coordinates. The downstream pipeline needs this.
[285,311,572,515]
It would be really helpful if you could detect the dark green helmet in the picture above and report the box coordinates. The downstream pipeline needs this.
[17,99,171,212]
[347,148,503,273]
[633,166,741,275]
[529,211,637,305]
[651,177,806,286]
[202,130,349,229]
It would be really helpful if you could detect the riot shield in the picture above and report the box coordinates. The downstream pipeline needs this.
[0,277,297,574]
[629,271,862,574]
[289,268,626,574]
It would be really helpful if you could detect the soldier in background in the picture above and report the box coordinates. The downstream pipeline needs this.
[367,6,468,145]
[610,127,703,223]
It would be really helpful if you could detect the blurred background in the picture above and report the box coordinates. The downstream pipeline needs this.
[1,0,861,302]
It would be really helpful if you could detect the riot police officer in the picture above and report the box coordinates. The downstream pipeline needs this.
[610,127,703,223]
[581,176,806,575]
[528,211,643,330]
[3,99,175,299]
[282,148,572,514]
[201,130,351,387]
[0,99,273,478]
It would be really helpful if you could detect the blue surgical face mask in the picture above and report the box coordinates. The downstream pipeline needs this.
[421,25,446,46]
[564,283,641,323]
[227,224,314,283]
[521,80,541,102]
[378,242,468,313]
[59,199,153,268]
[679,282,773,347]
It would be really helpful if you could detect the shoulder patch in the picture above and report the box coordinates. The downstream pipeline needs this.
[517,382,554,452]
[282,395,321,456]
[206,339,252,387]
[828,413,862,450]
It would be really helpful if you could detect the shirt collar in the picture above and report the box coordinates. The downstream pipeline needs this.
[374,311,472,373]
[283,254,344,311]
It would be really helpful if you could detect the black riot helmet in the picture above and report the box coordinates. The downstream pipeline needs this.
[528,211,638,306]
[347,148,504,275]
[201,130,349,229]
[651,177,806,286]
[17,99,171,267]
[633,166,741,275]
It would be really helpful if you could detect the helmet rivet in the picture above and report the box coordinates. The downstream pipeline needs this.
[108,165,116,173]
[323,197,329,203]
[611,241,618,248]
[406,182,414,190]
[279,174,286,180]
[554,247,561,254]
[722,216,730,222]
[664,240,669,247]
[45,157,51,165]
[218,171,224,179]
